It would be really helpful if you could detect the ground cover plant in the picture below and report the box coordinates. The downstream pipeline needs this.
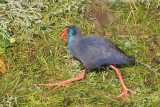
[0,0,160,106]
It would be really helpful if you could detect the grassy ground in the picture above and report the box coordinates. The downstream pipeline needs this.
[0,0,160,106]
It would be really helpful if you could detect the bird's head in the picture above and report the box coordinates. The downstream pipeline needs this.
[60,25,81,39]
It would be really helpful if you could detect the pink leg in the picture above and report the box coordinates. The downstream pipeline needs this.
[39,69,86,93]
[109,65,136,103]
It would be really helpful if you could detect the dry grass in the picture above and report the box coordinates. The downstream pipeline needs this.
[0,0,160,106]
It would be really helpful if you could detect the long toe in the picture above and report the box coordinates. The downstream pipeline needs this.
[39,69,86,93]
[39,81,70,93]
[49,84,62,93]
[118,88,136,103]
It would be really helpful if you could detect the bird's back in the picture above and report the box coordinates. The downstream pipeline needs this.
[69,35,135,70]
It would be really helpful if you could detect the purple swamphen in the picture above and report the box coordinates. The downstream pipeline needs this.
[39,25,136,103]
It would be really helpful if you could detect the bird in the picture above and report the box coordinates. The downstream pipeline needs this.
[39,25,136,103]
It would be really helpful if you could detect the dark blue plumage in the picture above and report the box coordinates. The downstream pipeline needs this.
[67,25,135,70]
[39,25,136,102]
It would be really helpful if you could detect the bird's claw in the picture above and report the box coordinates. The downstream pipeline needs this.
[39,70,86,94]
[39,81,69,93]
[117,88,136,103]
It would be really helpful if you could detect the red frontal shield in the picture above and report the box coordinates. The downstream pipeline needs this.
[60,28,68,38]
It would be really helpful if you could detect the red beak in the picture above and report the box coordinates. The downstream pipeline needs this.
[60,28,68,38]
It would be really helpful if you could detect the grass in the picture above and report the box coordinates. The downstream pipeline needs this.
[0,0,160,106]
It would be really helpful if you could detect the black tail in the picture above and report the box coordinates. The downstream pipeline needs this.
[128,56,135,64]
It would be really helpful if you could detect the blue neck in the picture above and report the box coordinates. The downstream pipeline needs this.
[68,29,82,48]
[68,29,75,47]
[68,29,74,37]
[68,36,75,47]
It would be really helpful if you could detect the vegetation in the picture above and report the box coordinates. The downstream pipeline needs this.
[0,0,160,106]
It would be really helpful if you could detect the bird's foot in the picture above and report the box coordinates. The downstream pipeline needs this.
[117,87,136,103]
[39,69,86,93]
[39,80,71,93]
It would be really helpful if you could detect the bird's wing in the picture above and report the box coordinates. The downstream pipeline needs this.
[79,36,133,69]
